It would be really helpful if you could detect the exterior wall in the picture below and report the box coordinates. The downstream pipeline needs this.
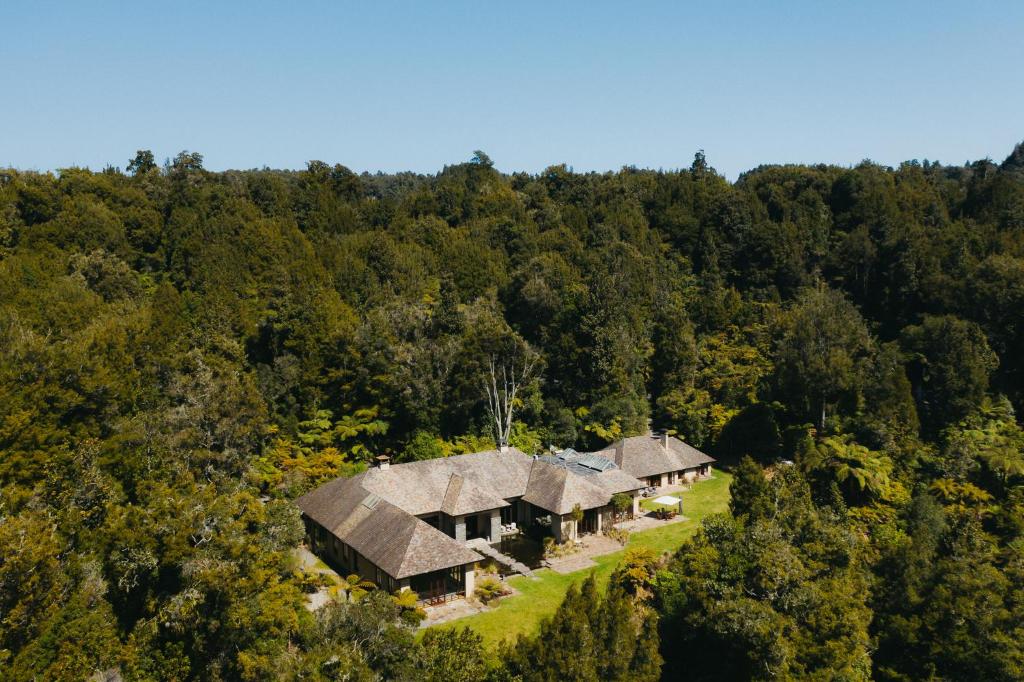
[552,513,577,543]
[354,552,376,584]
[632,491,640,517]
[305,517,402,593]
[661,473,669,487]
[489,509,501,542]
[454,515,467,542]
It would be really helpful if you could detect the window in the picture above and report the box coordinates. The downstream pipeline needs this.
[448,565,463,587]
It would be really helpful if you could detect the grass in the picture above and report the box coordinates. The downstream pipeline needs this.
[427,470,732,650]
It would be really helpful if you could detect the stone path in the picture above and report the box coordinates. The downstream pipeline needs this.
[418,581,523,628]
[545,534,621,574]
[619,512,689,532]
[294,546,339,611]
[466,538,535,577]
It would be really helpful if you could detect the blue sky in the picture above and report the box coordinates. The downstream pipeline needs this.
[2,1,1022,179]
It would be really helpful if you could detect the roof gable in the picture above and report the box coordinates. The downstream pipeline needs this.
[597,435,715,479]
[296,476,482,579]
[359,449,527,516]
[522,459,614,514]
[440,473,509,516]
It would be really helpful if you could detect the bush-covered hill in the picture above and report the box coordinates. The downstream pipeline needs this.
[1,145,1023,679]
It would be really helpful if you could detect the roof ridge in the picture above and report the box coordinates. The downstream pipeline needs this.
[440,472,465,514]
[552,465,568,514]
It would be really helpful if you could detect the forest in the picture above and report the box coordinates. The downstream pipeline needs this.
[1,143,1023,680]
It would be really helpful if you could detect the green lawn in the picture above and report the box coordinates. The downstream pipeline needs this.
[427,470,732,650]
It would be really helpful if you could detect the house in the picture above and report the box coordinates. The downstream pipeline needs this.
[596,433,715,488]
[296,447,645,603]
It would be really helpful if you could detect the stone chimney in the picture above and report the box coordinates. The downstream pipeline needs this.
[374,455,390,471]
[499,443,509,453]
[614,440,624,463]
[660,432,669,448]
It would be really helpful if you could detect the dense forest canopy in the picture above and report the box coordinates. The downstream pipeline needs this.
[1,144,1023,680]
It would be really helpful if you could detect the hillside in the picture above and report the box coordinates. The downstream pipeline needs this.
[2,147,1023,680]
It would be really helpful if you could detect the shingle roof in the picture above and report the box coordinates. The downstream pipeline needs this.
[359,449,527,516]
[522,459,615,514]
[596,435,715,479]
[439,473,510,516]
[594,468,648,494]
[537,449,644,498]
[295,475,482,579]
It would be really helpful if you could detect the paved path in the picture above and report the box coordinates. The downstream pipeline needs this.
[620,513,689,533]
[466,538,535,577]
[545,534,621,574]
[294,546,339,611]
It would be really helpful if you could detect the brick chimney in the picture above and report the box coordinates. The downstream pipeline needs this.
[374,455,390,471]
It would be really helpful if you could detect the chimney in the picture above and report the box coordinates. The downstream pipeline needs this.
[499,443,509,453]
[374,455,390,471]
[614,440,624,463]
[660,433,669,449]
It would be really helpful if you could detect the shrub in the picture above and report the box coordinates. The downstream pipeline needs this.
[611,492,633,520]
[474,577,510,604]
[392,589,427,624]
[606,527,630,545]
[542,536,580,560]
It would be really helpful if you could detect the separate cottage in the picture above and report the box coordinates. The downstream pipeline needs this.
[296,447,645,603]
[598,433,715,488]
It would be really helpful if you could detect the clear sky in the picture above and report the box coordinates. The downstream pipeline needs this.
[2,1,1022,179]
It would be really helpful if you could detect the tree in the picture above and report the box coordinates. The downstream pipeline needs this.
[126,149,156,176]
[470,150,494,168]
[611,492,633,521]
[773,284,873,430]
[942,398,1024,492]
[331,573,376,603]
[417,628,490,682]
[499,573,661,681]
[629,611,663,682]
[901,315,999,433]
[716,402,781,463]
[170,150,204,173]
[483,343,540,448]
[610,546,659,601]
[729,456,771,520]
[658,469,873,681]
[816,434,894,505]
[399,430,446,462]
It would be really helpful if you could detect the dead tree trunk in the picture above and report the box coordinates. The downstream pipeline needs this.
[483,348,539,449]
